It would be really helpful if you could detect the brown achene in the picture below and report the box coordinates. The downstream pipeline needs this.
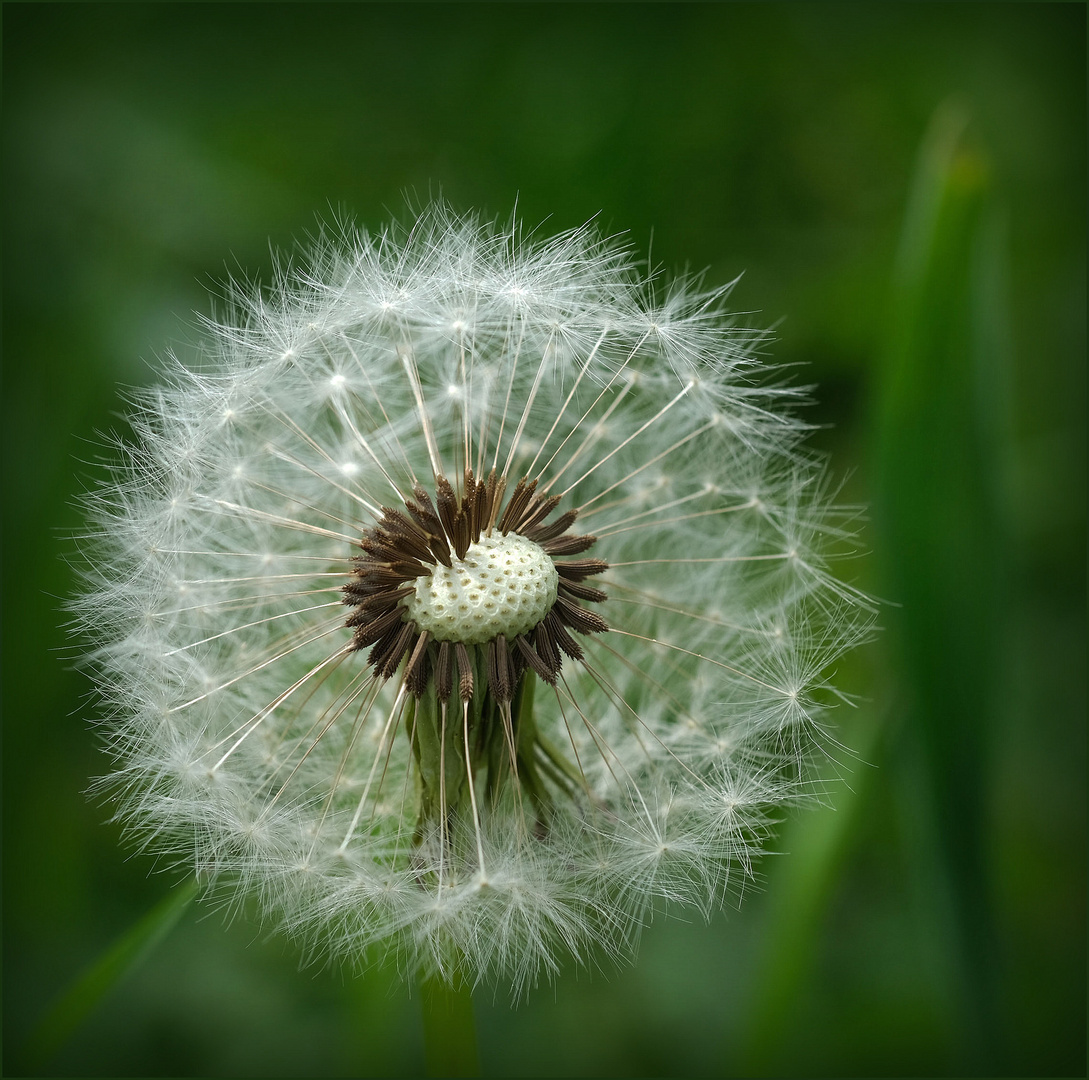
[342,468,608,704]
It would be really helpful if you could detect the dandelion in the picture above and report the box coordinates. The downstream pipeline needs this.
[75,204,873,993]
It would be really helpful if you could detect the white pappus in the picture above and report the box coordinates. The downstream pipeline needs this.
[73,204,874,993]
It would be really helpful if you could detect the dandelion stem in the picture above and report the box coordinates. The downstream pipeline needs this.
[420,972,480,1078]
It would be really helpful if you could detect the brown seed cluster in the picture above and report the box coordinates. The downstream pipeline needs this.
[343,468,608,702]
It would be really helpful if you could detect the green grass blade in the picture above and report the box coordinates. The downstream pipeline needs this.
[20,877,199,1073]
[872,101,1010,1065]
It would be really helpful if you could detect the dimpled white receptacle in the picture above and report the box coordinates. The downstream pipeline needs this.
[402,534,559,645]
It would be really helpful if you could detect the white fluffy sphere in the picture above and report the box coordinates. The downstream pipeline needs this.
[74,204,873,992]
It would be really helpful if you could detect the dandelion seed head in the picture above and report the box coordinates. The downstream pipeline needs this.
[73,203,873,994]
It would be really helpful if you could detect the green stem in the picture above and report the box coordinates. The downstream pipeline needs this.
[420,972,481,1077]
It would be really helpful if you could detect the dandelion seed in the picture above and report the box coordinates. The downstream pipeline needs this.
[74,203,874,992]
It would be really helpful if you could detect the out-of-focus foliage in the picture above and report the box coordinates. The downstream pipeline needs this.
[4,4,1083,1076]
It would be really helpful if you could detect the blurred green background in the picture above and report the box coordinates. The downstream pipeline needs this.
[4,4,1084,1076]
